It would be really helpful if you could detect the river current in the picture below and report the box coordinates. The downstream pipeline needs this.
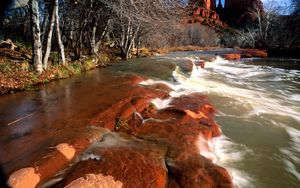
[0,50,299,187]
[160,51,300,188]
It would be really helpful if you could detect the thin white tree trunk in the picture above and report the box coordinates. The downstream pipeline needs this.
[30,0,43,73]
[42,3,56,69]
[54,0,66,65]
[90,20,97,55]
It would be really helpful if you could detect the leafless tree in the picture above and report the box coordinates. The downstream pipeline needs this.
[99,0,184,59]
[29,0,43,73]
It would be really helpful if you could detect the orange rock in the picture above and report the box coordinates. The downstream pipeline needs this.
[53,134,168,188]
[223,53,241,60]
[65,173,123,188]
[56,143,76,161]
[8,167,40,188]
[184,109,208,119]
[241,49,268,58]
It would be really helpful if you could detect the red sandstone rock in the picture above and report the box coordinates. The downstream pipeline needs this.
[111,92,230,187]
[65,174,123,188]
[190,0,264,26]
[128,97,230,187]
[8,167,40,188]
[145,83,173,94]
[223,53,241,60]
[7,73,233,188]
[241,49,268,58]
[56,143,76,161]
[222,49,267,60]
[53,134,168,188]
[195,60,206,68]
[8,128,105,187]
[89,82,172,130]
[188,1,227,29]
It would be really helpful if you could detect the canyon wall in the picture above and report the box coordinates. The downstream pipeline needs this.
[189,0,264,26]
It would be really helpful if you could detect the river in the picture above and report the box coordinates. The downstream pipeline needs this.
[0,50,299,187]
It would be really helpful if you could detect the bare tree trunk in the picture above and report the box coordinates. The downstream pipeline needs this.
[136,36,141,57]
[43,2,55,69]
[90,18,97,55]
[41,12,49,44]
[30,0,43,73]
[54,0,66,65]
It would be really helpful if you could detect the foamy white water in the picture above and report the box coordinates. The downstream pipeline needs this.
[157,52,300,188]
[139,52,300,187]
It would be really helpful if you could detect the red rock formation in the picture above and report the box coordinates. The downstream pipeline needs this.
[223,53,241,60]
[240,49,268,58]
[7,71,233,188]
[190,0,264,26]
[187,0,228,29]
[65,174,123,188]
[55,134,169,188]
[221,49,268,60]
[205,0,211,10]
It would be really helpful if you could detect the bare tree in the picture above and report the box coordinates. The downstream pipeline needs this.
[30,0,43,73]
[54,0,66,65]
[99,0,184,59]
[43,0,56,69]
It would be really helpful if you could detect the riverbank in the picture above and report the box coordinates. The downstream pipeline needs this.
[0,45,215,95]
[0,45,114,95]
[0,44,269,95]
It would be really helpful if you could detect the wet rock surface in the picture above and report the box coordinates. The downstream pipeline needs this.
[3,62,233,188]
[53,133,168,188]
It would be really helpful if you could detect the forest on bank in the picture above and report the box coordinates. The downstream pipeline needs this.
[0,0,299,74]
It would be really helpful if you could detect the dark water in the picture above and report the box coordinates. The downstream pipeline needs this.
[0,50,299,188]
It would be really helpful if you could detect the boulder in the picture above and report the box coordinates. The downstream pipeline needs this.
[178,59,194,74]
[222,53,241,60]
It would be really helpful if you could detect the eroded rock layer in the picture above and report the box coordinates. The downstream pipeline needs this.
[6,69,233,188]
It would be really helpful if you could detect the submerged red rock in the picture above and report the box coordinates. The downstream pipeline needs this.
[6,74,233,188]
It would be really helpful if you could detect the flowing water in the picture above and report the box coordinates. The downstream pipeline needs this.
[0,50,299,188]
[160,52,300,188]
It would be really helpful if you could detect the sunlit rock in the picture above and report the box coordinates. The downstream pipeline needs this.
[56,143,76,161]
[8,167,40,188]
[65,174,123,188]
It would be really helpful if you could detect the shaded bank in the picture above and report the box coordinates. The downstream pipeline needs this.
[267,48,300,59]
